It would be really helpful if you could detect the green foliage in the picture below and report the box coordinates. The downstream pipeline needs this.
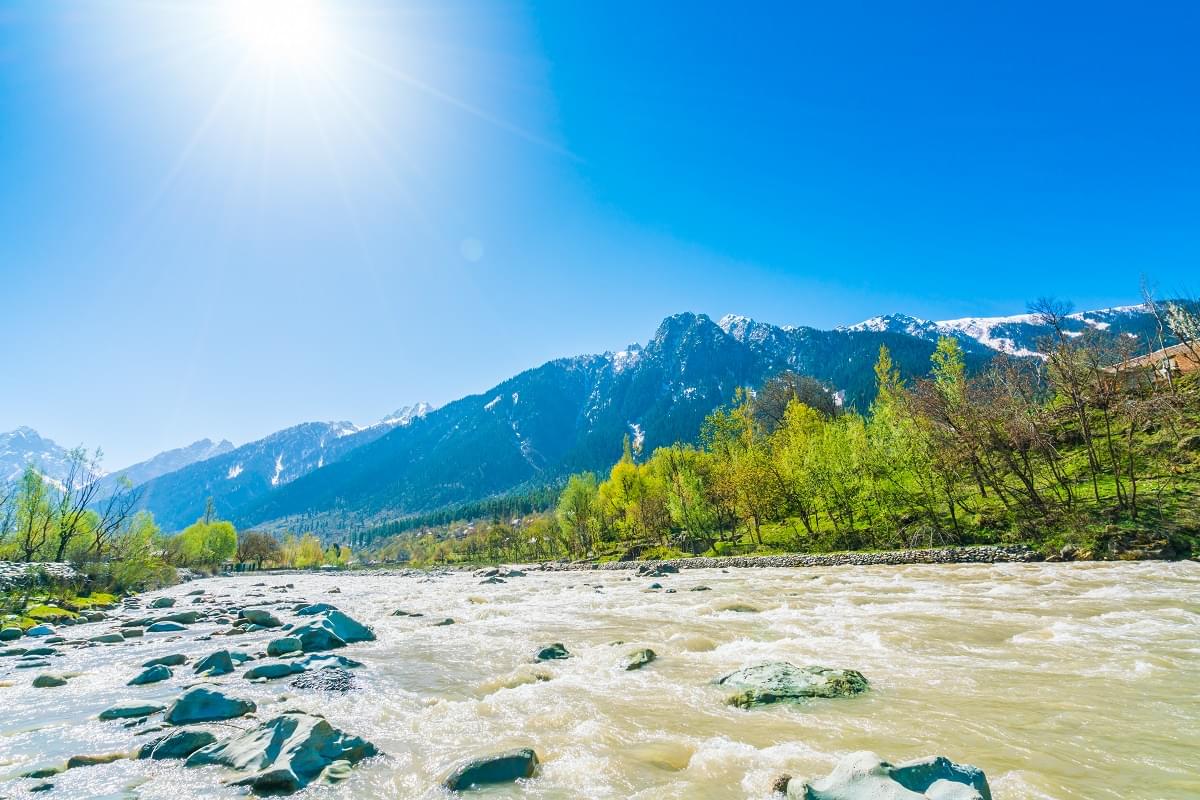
[175,517,238,567]
[366,322,1200,564]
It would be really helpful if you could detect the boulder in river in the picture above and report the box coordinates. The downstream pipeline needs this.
[66,753,127,769]
[787,751,991,800]
[138,729,217,760]
[129,664,172,686]
[150,597,176,609]
[323,610,375,643]
[155,611,200,625]
[443,748,539,791]
[535,643,570,661]
[143,654,188,668]
[0,627,21,641]
[165,686,256,724]
[185,711,376,794]
[241,609,283,628]
[292,619,347,652]
[99,703,165,721]
[194,649,235,676]
[292,610,374,651]
[267,636,302,657]
[32,673,68,688]
[89,633,125,644]
[295,602,338,616]
[25,624,54,637]
[146,621,186,633]
[623,648,656,671]
[714,662,869,708]
[245,662,304,681]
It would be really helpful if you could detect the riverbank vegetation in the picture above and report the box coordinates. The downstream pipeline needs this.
[370,299,1200,566]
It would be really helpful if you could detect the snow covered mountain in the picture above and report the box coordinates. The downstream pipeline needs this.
[0,426,82,486]
[95,438,235,497]
[134,405,433,530]
[842,305,1154,358]
[8,303,1164,535]
[235,311,1007,532]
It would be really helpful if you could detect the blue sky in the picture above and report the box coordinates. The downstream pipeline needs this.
[1,0,1198,468]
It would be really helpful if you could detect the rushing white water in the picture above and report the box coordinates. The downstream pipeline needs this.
[1,561,1197,799]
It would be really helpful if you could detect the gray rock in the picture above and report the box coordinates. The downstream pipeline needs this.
[186,711,376,793]
[292,619,347,652]
[0,627,21,641]
[129,664,172,686]
[241,609,283,628]
[714,662,869,708]
[154,611,200,625]
[623,648,656,671]
[535,643,569,661]
[193,649,235,676]
[165,686,256,724]
[89,633,125,644]
[99,703,165,721]
[443,748,539,790]
[267,636,302,657]
[295,602,338,616]
[66,753,127,769]
[150,597,176,609]
[245,653,362,682]
[26,624,54,637]
[138,729,217,760]
[146,621,186,633]
[788,751,991,800]
[143,654,187,668]
[244,662,304,681]
[322,610,375,643]
[32,673,68,688]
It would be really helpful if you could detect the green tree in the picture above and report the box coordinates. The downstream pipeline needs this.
[556,472,601,557]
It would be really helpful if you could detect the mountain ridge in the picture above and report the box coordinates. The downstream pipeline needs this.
[5,303,1167,536]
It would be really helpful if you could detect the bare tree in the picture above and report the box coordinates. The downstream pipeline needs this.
[88,479,144,559]
[51,447,105,561]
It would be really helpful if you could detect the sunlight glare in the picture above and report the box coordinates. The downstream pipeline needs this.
[226,0,333,70]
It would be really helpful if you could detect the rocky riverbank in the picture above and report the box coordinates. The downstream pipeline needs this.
[535,544,1042,572]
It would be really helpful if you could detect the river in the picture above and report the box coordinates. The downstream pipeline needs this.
[1,561,1197,798]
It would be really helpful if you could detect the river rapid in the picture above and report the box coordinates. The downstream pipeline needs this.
[1,561,1197,799]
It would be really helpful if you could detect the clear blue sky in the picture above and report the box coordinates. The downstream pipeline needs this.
[2,0,1197,468]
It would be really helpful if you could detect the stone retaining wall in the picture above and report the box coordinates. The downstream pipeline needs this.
[0,561,80,591]
[538,545,1042,572]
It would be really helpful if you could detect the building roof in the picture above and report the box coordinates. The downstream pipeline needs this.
[1106,340,1200,372]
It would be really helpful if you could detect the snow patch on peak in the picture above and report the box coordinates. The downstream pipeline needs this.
[270,454,284,487]
[841,313,935,336]
[933,315,1043,358]
[717,313,753,333]
[227,463,244,480]
[380,402,433,427]
[610,344,643,374]
[484,396,501,412]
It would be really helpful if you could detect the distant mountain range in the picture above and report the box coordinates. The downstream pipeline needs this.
[2,305,1163,535]
[0,427,82,487]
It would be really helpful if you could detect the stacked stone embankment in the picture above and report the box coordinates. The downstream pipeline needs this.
[0,562,79,591]
[539,545,1041,572]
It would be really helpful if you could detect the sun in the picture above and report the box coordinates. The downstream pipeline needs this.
[225,0,333,70]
